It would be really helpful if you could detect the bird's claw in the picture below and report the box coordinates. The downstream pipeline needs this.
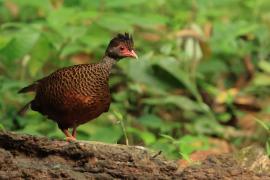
[66,136,77,142]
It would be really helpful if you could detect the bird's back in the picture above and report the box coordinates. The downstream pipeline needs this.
[31,63,111,128]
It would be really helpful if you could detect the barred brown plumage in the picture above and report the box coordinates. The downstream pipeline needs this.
[18,33,138,141]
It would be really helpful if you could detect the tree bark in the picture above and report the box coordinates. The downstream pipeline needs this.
[0,131,269,179]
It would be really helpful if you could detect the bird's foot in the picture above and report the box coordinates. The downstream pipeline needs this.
[66,136,77,142]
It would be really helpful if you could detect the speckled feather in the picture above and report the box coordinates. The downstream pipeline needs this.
[18,33,136,137]
[20,57,115,130]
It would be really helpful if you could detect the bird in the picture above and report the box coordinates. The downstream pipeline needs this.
[18,33,138,141]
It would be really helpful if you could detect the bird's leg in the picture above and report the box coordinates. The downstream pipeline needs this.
[72,126,77,139]
[62,129,76,142]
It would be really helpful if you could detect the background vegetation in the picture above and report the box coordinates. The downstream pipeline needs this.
[1,0,270,159]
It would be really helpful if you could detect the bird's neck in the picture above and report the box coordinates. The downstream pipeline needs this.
[100,55,117,74]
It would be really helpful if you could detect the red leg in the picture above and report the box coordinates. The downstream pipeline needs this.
[72,126,77,139]
[62,129,76,142]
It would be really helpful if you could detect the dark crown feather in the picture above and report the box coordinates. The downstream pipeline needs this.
[108,32,134,50]
[116,33,133,43]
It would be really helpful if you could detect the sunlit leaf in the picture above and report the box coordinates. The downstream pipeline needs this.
[258,60,270,74]
[127,127,156,145]
[253,73,270,86]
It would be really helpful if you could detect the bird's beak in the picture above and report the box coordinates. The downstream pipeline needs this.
[129,50,138,59]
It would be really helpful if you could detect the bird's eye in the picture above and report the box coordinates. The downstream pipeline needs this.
[120,47,125,51]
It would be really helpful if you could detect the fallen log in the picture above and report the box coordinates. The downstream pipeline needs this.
[0,131,269,179]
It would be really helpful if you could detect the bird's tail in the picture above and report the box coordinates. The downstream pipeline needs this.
[18,83,38,94]
[17,101,32,116]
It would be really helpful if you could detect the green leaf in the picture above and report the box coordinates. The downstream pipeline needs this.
[0,34,13,49]
[178,135,209,156]
[143,95,202,111]
[180,152,190,161]
[150,138,179,159]
[103,0,148,8]
[96,15,133,31]
[139,131,156,145]
[113,91,128,102]
[0,28,40,62]
[28,34,52,76]
[153,58,200,99]
[159,134,175,142]
[0,123,5,130]
[255,118,270,131]
[258,60,270,74]
[192,117,224,135]
[112,110,123,120]
[119,54,173,91]
[79,120,122,143]
[12,0,51,10]
[122,13,168,29]
[266,141,270,157]
[137,114,164,129]
[89,126,122,143]
[47,7,97,35]
[47,8,76,31]
[127,127,156,145]
[253,73,270,86]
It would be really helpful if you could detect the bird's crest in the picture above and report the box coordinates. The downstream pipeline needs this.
[109,32,134,50]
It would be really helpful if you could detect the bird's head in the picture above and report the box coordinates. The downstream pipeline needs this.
[105,33,138,60]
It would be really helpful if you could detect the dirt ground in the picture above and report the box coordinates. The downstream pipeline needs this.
[0,131,269,179]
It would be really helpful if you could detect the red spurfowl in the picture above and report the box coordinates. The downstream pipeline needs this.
[18,33,137,141]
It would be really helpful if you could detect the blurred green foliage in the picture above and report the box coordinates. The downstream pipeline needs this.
[1,0,270,159]
[256,118,270,156]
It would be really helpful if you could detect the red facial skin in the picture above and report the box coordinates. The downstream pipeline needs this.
[120,47,138,59]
